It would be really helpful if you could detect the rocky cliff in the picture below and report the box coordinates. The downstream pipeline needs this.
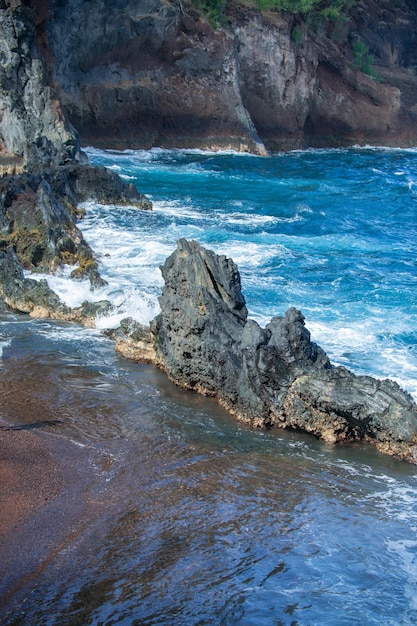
[2,0,417,155]
[0,0,152,323]
[0,0,84,168]
[43,0,417,152]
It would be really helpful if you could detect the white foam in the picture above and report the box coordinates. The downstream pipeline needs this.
[26,267,105,309]
[85,145,258,164]
[387,538,417,611]
[307,319,378,351]
[216,240,292,269]
[0,337,11,362]
[153,200,211,222]
[26,261,162,329]
[95,287,160,329]
[304,318,417,397]
[35,322,104,343]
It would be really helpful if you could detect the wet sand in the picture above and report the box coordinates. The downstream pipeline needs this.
[0,418,104,619]
[0,424,63,542]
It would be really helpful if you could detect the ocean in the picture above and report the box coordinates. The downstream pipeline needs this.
[1,147,417,624]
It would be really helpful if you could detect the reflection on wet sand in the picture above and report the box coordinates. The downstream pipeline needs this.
[1,316,417,625]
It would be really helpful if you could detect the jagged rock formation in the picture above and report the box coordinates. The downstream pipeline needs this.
[0,163,151,321]
[0,0,84,169]
[140,239,417,463]
[0,165,150,283]
[0,0,152,321]
[44,0,417,152]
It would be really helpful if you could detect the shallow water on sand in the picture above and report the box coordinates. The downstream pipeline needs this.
[1,309,417,625]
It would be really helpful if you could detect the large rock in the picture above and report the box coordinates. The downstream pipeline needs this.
[150,239,417,463]
[59,164,152,209]
[0,164,151,289]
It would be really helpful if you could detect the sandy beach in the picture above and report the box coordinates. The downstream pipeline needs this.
[0,418,102,619]
[0,424,63,543]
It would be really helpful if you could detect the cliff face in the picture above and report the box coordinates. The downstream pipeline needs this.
[43,0,417,152]
[0,0,84,168]
[0,0,152,324]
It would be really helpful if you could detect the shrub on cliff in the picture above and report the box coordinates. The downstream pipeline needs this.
[352,40,380,80]
[191,0,356,29]
[192,0,226,27]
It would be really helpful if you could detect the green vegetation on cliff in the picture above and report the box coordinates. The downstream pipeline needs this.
[192,0,356,28]
[351,40,379,79]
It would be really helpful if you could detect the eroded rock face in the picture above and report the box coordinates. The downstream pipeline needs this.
[151,239,417,463]
[2,0,417,155]
[0,165,150,284]
[45,0,417,152]
[0,2,84,168]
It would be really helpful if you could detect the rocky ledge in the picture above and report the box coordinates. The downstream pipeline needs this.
[0,163,151,323]
[114,238,417,464]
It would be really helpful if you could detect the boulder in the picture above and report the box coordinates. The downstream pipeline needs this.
[0,164,151,287]
[59,164,152,210]
[149,239,417,463]
[0,246,112,326]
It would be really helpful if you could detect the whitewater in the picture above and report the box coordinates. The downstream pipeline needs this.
[44,145,417,397]
[1,146,417,625]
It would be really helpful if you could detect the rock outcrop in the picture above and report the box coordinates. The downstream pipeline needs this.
[0,245,112,325]
[0,160,153,323]
[0,165,151,285]
[0,0,152,320]
[139,239,417,463]
[0,1,84,169]
[45,0,417,152]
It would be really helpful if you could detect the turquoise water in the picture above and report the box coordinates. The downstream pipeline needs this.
[82,146,417,396]
[1,147,417,624]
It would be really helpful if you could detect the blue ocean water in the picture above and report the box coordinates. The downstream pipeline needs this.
[81,146,417,396]
[1,147,417,625]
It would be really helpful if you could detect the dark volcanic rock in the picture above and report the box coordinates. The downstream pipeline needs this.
[0,2,84,169]
[2,0,417,155]
[0,172,86,273]
[61,164,152,210]
[0,245,112,325]
[0,164,151,287]
[0,246,67,315]
[151,239,417,463]
[0,2,153,331]
[44,0,417,152]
